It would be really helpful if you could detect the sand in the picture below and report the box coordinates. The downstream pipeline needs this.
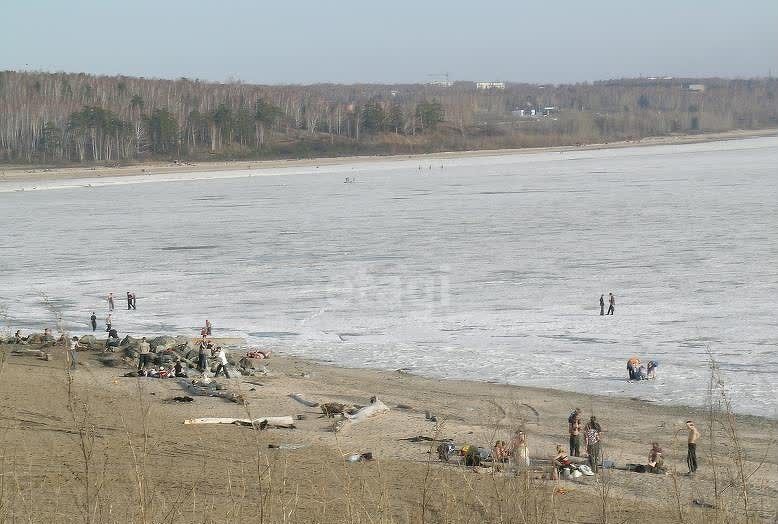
[1,128,776,186]
[1,340,776,523]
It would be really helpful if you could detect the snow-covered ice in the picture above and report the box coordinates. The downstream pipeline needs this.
[1,136,777,417]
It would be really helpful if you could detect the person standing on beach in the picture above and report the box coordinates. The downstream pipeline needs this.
[90,312,97,332]
[584,416,603,473]
[599,295,605,315]
[606,293,615,315]
[569,410,583,457]
[198,340,208,372]
[105,313,112,332]
[214,346,230,378]
[686,420,700,474]
[138,337,151,371]
[68,336,80,370]
[107,293,114,311]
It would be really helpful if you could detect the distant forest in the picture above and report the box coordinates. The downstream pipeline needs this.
[1,70,777,164]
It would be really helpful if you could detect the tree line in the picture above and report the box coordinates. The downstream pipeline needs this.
[1,70,776,164]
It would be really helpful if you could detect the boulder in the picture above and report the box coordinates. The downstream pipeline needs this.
[120,335,140,350]
[97,354,121,367]
[239,357,268,370]
[149,336,176,352]
[26,333,44,344]
[78,335,99,348]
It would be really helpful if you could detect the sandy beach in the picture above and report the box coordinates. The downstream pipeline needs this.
[2,128,776,186]
[1,338,776,523]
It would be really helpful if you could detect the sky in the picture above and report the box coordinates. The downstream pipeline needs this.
[2,0,777,85]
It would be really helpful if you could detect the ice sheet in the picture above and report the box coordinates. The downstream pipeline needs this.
[1,136,777,417]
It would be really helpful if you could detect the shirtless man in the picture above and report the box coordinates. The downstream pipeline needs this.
[686,420,700,474]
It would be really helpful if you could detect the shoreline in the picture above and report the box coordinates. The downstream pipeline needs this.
[1,127,776,186]
[1,338,776,521]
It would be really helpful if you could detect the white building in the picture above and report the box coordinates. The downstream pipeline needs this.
[476,82,506,90]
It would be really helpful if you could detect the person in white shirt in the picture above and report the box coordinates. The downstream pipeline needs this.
[68,336,80,370]
[214,346,230,378]
[138,337,152,371]
[105,314,112,332]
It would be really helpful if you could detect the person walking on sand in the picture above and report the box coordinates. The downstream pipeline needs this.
[606,293,615,315]
[90,312,97,332]
[107,293,114,311]
[214,346,230,378]
[686,420,700,474]
[137,337,151,371]
[105,313,112,332]
[584,416,603,473]
[599,294,605,316]
[569,410,583,457]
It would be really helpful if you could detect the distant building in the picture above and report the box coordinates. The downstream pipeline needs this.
[427,80,453,87]
[476,82,506,90]
[685,84,706,92]
[542,106,557,116]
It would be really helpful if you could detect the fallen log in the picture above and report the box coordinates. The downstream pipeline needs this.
[345,399,389,424]
[290,393,319,407]
[184,416,295,428]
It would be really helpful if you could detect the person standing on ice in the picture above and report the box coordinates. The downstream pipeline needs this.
[105,313,112,332]
[107,292,114,311]
[90,312,97,331]
[127,291,133,310]
[599,295,605,315]
[606,293,615,315]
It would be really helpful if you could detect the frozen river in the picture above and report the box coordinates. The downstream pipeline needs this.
[2,136,777,417]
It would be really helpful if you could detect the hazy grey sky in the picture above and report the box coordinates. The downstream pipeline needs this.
[2,0,777,84]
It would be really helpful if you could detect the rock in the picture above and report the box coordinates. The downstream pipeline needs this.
[26,333,44,344]
[149,336,176,351]
[185,349,199,361]
[124,348,139,359]
[120,335,140,349]
[97,354,121,367]
[239,357,267,370]
[79,335,99,348]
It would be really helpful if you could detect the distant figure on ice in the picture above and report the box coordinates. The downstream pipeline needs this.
[105,313,112,332]
[606,293,615,315]
[599,294,605,315]
[90,312,97,331]
[646,360,659,379]
[627,356,641,380]
[205,319,212,336]
[131,292,137,310]
[127,291,133,310]
[107,293,114,311]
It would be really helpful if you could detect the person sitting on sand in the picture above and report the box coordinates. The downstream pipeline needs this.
[553,445,576,478]
[510,430,530,467]
[493,440,510,463]
[174,359,188,378]
[647,442,665,473]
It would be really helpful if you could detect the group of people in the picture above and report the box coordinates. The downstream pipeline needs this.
[599,293,616,315]
[556,408,701,478]
[106,292,137,312]
[627,356,659,380]
[196,336,230,377]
